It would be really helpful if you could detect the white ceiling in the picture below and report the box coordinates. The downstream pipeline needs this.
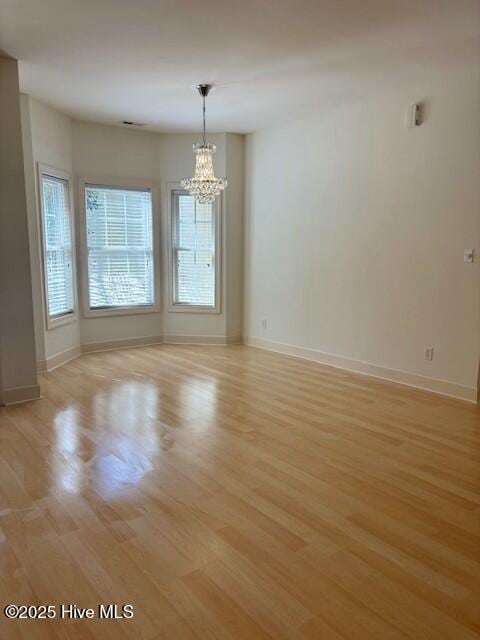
[0,0,478,133]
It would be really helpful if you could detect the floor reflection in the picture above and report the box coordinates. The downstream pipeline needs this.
[52,375,219,499]
[178,376,219,423]
[89,381,160,498]
[53,407,82,493]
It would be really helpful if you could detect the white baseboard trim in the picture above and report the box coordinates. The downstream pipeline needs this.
[3,384,41,405]
[163,334,241,345]
[81,335,164,354]
[244,336,477,404]
[34,335,240,377]
[37,345,82,373]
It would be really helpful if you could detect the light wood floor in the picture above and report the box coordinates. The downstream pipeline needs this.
[1,344,479,639]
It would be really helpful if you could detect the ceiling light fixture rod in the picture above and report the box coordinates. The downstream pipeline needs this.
[197,84,211,146]
[203,94,206,145]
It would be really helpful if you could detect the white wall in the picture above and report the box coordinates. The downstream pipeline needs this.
[225,133,244,340]
[21,96,81,365]
[244,65,480,400]
[20,95,45,364]
[0,59,39,403]
[72,121,162,347]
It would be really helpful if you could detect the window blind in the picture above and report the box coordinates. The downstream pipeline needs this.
[85,185,154,309]
[41,174,74,319]
[173,192,216,307]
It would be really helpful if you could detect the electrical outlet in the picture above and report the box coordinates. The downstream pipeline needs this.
[262,319,267,329]
[424,347,434,361]
[464,249,474,263]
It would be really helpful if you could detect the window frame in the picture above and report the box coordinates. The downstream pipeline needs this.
[166,183,222,314]
[78,175,161,318]
[37,163,78,330]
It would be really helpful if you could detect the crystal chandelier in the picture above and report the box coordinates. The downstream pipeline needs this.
[181,84,227,204]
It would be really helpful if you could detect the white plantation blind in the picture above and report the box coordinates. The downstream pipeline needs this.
[41,174,75,319]
[173,192,216,307]
[85,185,154,309]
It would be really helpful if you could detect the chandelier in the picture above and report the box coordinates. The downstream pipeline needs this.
[181,84,227,204]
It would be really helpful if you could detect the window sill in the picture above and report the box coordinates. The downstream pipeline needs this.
[167,304,221,315]
[46,313,77,330]
[83,304,160,319]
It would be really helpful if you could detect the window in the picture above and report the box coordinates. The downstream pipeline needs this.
[39,166,76,326]
[84,184,155,313]
[170,190,220,311]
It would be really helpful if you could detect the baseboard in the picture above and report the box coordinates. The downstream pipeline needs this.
[3,384,41,405]
[163,334,241,345]
[35,335,240,377]
[244,336,477,404]
[81,335,164,354]
[37,345,82,373]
